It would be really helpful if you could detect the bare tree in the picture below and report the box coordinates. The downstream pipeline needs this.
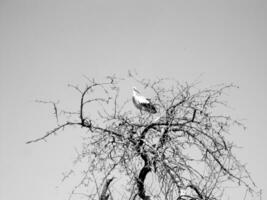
[27,74,258,200]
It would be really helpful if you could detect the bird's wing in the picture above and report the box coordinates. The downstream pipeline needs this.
[141,102,157,113]
[135,95,150,104]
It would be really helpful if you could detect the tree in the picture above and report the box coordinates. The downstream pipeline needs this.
[27,73,258,200]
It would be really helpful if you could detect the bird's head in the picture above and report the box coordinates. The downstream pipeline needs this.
[132,87,140,94]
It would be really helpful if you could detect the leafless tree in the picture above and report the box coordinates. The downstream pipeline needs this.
[27,74,259,200]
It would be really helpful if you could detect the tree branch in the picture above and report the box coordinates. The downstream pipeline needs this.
[100,177,114,200]
[136,153,152,200]
[26,122,78,144]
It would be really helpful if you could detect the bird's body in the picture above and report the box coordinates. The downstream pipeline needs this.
[132,87,157,114]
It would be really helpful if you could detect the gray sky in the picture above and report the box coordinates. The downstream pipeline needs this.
[0,0,266,199]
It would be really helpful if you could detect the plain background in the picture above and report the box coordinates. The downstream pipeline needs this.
[0,0,266,199]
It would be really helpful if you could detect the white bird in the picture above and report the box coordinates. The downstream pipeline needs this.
[132,87,157,114]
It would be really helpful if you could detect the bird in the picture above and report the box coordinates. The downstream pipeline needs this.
[132,87,157,114]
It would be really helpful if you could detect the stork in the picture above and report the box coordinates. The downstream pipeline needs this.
[132,87,157,114]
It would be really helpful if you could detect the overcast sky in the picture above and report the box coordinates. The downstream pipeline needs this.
[0,0,266,200]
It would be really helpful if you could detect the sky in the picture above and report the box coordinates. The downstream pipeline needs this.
[0,0,266,199]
